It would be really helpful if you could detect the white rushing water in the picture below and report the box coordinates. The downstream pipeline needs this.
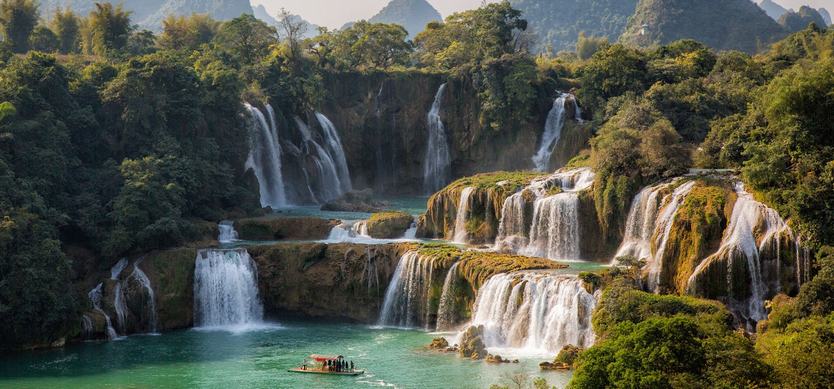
[532,93,582,172]
[88,283,119,340]
[218,220,239,244]
[423,83,451,194]
[110,258,128,280]
[378,251,436,329]
[686,182,797,325]
[495,168,595,261]
[463,272,596,355]
[129,259,158,333]
[452,187,476,243]
[194,249,264,328]
[315,112,352,194]
[435,262,461,331]
[245,103,288,209]
[324,220,419,244]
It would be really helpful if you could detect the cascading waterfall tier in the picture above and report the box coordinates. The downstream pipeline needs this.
[532,93,582,172]
[436,262,462,331]
[315,112,352,194]
[687,182,809,326]
[88,283,118,340]
[245,103,288,209]
[194,249,264,327]
[495,168,595,260]
[218,220,239,244]
[128,259,158,333]
[452,187,476,243]
[423,83,451,194]
[463,272,596,354]
[378,251,437,329]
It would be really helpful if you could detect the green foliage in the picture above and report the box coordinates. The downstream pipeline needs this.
[50,8,80,54]
[578,44,648,114]
[214,14,277,66]
[756,313,834,388]
[29,25,57,52]
[0,0,38,53]
[84,2,132,57]
[159,14,219,51]
[309,21,412,71]
[575,32,608,60]
[414,1,527,70]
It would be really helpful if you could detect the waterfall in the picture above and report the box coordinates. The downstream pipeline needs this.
[110,258,128,280]
[296,118,346,202]
[403,223,418,240]
[614,184,668,261]
[423,83,451,194]
[194,249,264,328]
[80,314,94,338]
[245,103,288,209]
[315,112,352,194]
[378,251,436,329]
[495,168,595,260]
[453,187,476,243]
[218,220,239,244]
[129,260,158,333]
[532,93,577,172]
[464,272,596,354]
[113,283,127,334]
[88,283,118,340]
[436,262,461,331]
[644,181,697,292]
[687,182,799,325]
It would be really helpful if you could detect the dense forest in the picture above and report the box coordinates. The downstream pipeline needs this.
[0,0,833,386]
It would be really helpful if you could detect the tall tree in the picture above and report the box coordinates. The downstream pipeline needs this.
[159,14,219,51]
[84,2,132,57]
[50,8,80,54]
[0,0,39,53]
[214,14,277,66]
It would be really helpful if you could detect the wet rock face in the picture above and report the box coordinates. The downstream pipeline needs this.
[249,243,410,323]
[235,217,339,241]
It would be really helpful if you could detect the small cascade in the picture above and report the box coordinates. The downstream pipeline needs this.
[402,222,418,240]
[110,258,128,280]
[315,112,352,194]
[296,117,346,203]
[378,251,436,328]
[464,272,596,354]
[436,262,461,331]
[423,83,451,194]
[88,283,118,340]
[194,249,264,327]
[218,220,239,244]
[244,103,288,209]
[614,184,668,261]
[644,181,697,292]
[532,93,581,172]
[80,314,94,339]
[495,168,595,260]
[129,260,158,333]
[113,283,127,334]
[687,182,804,325]
[452,187,476,243]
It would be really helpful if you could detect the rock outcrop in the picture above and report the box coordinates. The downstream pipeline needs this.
[365,212,414,239]
[458,325,487,359]
[235,216,339,241]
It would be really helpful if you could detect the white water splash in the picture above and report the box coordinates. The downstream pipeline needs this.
[423,83,451,194]
[315,112,352,194]
[453,187,476,243]
[378,251,436,329]
[532,93,581,172]
[495,168,595,260]
[245,103,288,209]
[461,272,596,355]
[194,249,264,328]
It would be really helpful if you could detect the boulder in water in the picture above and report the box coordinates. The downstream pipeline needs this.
[321,190,387,213]
[458,325,487,360]
[365,211,414,239]
[236,216,339,241]
[427,337,450,350]
[486,354,511,364]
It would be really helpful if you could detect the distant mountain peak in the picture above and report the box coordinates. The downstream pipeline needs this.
[368,0,442,38]
[778,5,828,33]
[758,0,789,21]
[818,7,832,26]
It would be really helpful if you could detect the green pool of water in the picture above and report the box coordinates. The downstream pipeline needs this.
[0,322,571,389]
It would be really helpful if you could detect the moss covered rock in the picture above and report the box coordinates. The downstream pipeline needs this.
[365,211,414,239]
[140,248,198,331]
[236,216,339,241]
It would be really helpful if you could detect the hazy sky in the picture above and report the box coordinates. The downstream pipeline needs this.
[252,0,834,29]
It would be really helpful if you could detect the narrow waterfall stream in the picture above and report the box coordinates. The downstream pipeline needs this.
[129,259,159,333]
[244,103,288,209]
[88,283,119,340]
[315,112,352,194]
[218,220,239,244]
[452,187,476,243]
[423,83,451,194]
[644,181,697,292]
[378,251,436,329]
[495,168,595,260]
[436,262,461,331]
[462,272,596,354]
[532,93,581,172]
[194,249,264,328]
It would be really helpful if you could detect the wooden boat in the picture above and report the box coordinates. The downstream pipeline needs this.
[288,354,364,376]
